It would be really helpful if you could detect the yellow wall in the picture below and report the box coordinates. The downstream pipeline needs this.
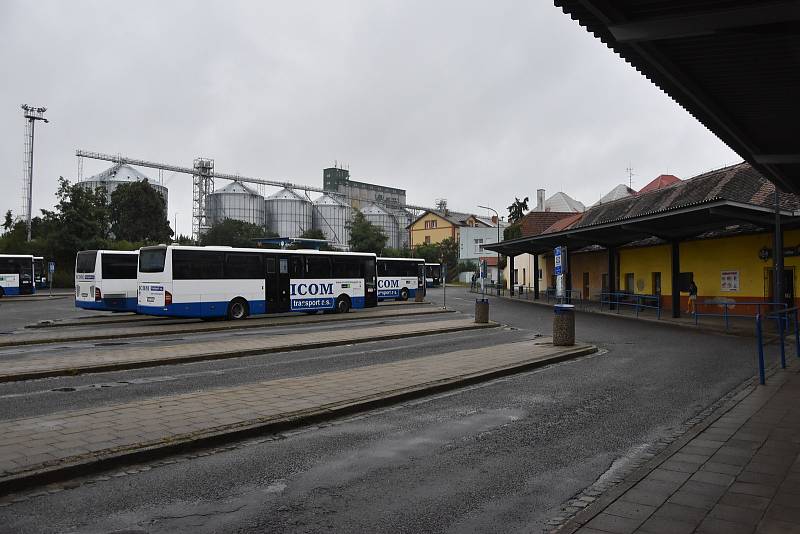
[409,212,459,247]
[617,229,800,300]
[569,251,607,298]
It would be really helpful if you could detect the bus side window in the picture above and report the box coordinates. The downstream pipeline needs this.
[306,256,332,279]
[279,258,288,274]
[266,258,276,275]
[289,257,303,277]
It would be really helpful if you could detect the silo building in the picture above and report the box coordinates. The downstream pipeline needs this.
[77,163,168,210]
[312,193,354,249]
[207,181,266,229]
[265,188,313,238]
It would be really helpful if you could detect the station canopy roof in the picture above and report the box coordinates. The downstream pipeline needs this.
[486,163,800,256]
[554,0,800,193]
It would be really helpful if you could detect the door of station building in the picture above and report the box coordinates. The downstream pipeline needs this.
[266,256,291,313]
[765,266,795,307]
[652,272,662,296]
[582,272,590,300]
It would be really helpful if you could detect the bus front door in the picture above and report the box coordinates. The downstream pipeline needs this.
[266,257,291,313]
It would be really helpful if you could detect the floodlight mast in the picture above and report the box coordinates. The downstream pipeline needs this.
[21,105,48,242]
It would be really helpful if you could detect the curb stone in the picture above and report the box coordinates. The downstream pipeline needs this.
[0,343,597,495]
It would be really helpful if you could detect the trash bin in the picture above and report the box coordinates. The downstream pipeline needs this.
[415,289,425,302]
[553,304,575,346]
[475,299,489,323]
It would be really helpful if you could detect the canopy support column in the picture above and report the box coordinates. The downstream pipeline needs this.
[509,255,515,297]
[671,241,681,318]
[608,246,616,310]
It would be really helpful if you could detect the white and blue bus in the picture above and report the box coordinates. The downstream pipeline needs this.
[33,256,48,289]
[0,254,35,297]
[424,262,442,287]
[137,245,378,320]
[377,257,424,301]
[75,250,139,312]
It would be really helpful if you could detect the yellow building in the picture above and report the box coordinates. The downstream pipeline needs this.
[489,162,800,317]
[407,210,494,248]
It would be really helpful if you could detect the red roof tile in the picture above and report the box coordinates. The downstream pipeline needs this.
[542,212,583,233]
[637,174,681,195]
[517,211,575,237]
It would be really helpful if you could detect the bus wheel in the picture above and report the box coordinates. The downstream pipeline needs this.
[335,295,351,314]
[399,288,409,301]
[227,298,249,320]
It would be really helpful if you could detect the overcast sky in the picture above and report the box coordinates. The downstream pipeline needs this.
[0,0,740,236]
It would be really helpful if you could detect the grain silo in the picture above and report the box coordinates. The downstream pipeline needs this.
[362,203,402,250]
[313,193,353,249]
[207,181,266,229]
[265,188,312,238]
[78,163,168,209]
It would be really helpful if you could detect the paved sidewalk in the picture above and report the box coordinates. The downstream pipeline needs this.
[0,317,492,381]
[568,362,800,534]
[3,305,448,346]
[0,338,595,493]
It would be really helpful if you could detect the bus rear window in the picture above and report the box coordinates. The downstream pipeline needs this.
[76,251,97,273]
[139,248,166,273]
[101,254,138,280]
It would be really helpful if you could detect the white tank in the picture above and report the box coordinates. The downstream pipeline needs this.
[313,194,354,249]
[207,181,266,229]
[265,188,312,238]
[362,203,404,250]
[78,163,169,210]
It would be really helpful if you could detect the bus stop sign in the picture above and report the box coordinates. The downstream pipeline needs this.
[554,247,563,275]
[48,261,55,273]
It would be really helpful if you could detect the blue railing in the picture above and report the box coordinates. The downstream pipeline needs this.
[755,306,800,385]
[696,300,788,332]
[599,291,661,319]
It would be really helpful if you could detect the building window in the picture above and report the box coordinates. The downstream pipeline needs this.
[424,220,438,230]
[424,235,431,244]
[513,269,518,284]
[522,268,526,285]
[625,273,634,293]
[473,238,484,255]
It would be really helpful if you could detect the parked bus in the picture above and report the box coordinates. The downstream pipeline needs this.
[0,254,35,297]
[33,256,48,289]
[377,257,424,301]
[425,262,442,287]
[75,250,139,312]
[137,245,378,319]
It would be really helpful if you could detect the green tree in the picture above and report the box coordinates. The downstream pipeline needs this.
[507,196,529,224]
[439,237,460,281]
[109,180,172,243]
[173,234,194,245]
[39,177,110,272]
[382,247,412,258]
[200,219,271,247]
[2,210,12,232]
[413,242,441,263]
[504,223,522,241]
[347,211,388,253]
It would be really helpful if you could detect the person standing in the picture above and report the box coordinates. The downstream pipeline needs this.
[687,280,698,315]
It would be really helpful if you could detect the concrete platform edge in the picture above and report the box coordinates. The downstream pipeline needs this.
[0,321,499,383]
[0,343,597,495]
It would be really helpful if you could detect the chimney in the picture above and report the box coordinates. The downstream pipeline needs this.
[536,189,545,212]
[491,215,498,225]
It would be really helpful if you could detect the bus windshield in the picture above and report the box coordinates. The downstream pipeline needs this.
[75,251,97,273]
[139,248,166,273]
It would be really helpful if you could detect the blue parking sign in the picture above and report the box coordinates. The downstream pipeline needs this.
[48,261,55,273]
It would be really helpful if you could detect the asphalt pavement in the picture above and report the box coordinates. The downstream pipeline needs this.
[0,286,767,533]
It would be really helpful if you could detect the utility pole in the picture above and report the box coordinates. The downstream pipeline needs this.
[478,205,501,295]
[21,105,48,242]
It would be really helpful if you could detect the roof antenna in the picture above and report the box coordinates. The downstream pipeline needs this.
[626,164,635,189]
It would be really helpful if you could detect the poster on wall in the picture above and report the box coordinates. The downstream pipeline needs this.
[720,270,739,292]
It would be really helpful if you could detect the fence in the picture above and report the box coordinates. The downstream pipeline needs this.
[599,291,661,319]
[695,300,788,332]
[755,306,799,385]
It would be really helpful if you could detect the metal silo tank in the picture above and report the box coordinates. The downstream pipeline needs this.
[362,203,400,249]
[77,163,169,211]
[207,181,266,228]
[313,194,353,249]
[265,188,312,238]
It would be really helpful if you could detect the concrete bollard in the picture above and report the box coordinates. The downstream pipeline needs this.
[475,299,489,323]
[553,304,575,346]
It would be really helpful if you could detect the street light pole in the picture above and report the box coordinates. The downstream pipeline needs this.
[478,205,501,295]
